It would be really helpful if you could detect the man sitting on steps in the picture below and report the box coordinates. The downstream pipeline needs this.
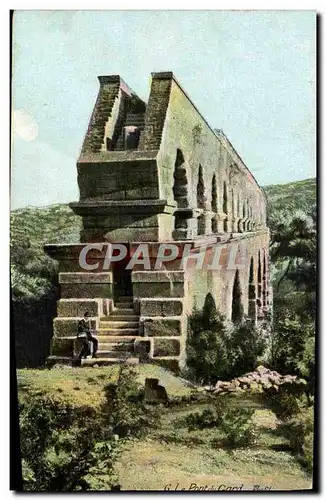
[77,311,98,359]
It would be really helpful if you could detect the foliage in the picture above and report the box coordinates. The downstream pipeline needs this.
[19,366,160,491]
[177,398,257,448]
[186,294,267,384]
[228,319,267,378]
[181,408,222,431]
[100,365,160,438]
[275,406,314,472]
[270,314,314,374]
[295,336,315,394]
[10,204,82,300]
[268,203,316,321]
[19,396,120,491]
[220,405,258,448]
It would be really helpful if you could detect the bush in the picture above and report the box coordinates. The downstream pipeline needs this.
[100,365,160,438]
[229,319,267,378]
[181,408,222,431]
[219,406,258,448]
[186,295,233,384]
[186,294,267,384]
[271,312,315,375]
[177,399,257,449]
[19,397,119,491]
[19,366,159,491]
[276,406,314,472]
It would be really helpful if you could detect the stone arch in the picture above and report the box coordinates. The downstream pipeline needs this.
[248,257,256,320]
[173,149,189,208]
[211,174,218,212]
[262,249,267,306]
[211,174,218,233]
[223,181,228,232]
[257,250,262,310]
[197,165,205,209]
[203,292,217,322]
[231,269,244,323]
[246,199,250,231]
[197,165,206,235]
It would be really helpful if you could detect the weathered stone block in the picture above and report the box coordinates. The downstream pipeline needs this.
[132,271,184,282]
[140,299,183,316]
[133,282,184,298]
[153,338,180,357]
[143,318,183,337]
[53,318,97,338]
[57,299,100,318]
[59,272,112,284]
[60,283,112,299]
[51,337,74,357]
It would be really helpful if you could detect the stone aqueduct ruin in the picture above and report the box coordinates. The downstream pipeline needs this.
[45,72,271,370]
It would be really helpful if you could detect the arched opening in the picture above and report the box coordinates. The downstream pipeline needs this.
[211,174,218,233]
[246,199,250,231]
[257,251,262,310]
[262,250,267,306]
[211,174,217,212]
[223,181,228,232]
[231,270,244,323]
[197,165,206,235]
[197,165,205,209]
[248,257,256,320]
[173,149,189,235]
[173,149,188,209]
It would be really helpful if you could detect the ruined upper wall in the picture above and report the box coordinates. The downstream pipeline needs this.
[149,72,266,232]
[74,72,267,241]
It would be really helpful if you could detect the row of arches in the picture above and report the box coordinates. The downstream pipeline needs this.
[231,249,269,323]
[172,149,265,236]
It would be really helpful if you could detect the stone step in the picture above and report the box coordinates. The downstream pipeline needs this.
[97,340,135,348]
[97,328,140,336]
[96,350,134,359]
[115,296,133,302]
[81,357,139,367]
[101,315,139,322]
[114,303,134,309]
[125,114,145,125]
[110,308,136,316]
[96,335,140,342]
[100,320,139,329]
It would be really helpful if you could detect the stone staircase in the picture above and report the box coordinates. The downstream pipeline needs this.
[115,113,145,151]
[81,296,140,366]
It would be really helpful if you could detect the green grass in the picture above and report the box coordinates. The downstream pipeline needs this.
[17,364,193,408]
[17,366,313,491]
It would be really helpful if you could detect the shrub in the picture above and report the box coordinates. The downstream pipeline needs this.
[19,397,119,491]
[19,366,158,491]
[275,406,314,472]
[270,313,315,375]
[219,406,258,448]
[177,399,257,449]
[181,408,222,431]
[186,294,267,384]
[186,295,232,384]
[230,319,267,378]
[100,365,160,438]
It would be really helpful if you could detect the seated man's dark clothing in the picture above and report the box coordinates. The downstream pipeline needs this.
[77,318,98,359]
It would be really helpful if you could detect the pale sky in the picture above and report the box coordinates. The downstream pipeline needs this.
[11,10,316,209]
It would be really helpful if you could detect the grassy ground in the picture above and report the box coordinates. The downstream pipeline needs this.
[17,366,313,491]
[17,364,193,408]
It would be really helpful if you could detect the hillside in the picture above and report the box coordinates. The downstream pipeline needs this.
[264,178,316,217]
